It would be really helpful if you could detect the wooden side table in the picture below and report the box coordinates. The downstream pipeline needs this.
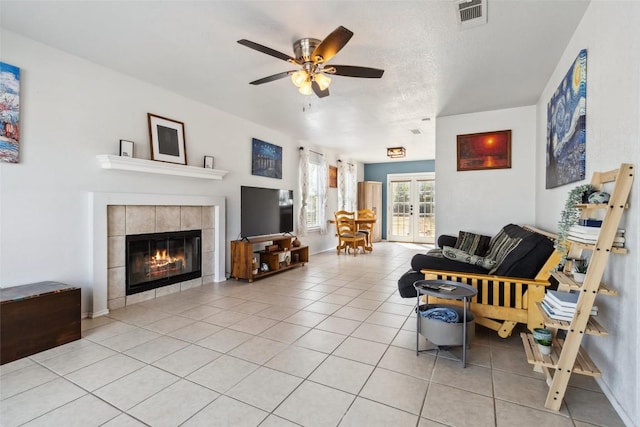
[414,279,477,367]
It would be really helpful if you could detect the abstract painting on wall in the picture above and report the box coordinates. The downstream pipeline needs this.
[0,62,20,163]
[546,49,587,189]
[251,138,282,179]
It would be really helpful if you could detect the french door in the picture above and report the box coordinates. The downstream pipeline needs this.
[387,173,435,243]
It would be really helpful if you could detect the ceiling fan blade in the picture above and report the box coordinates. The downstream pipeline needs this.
[249,71,295,85]
[312,81,330,98]
[311,26,354,63]
[237,39,299,64]
[326,65,385,78]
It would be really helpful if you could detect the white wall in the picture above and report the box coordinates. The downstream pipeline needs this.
[535,3,640,424]
[0,30,339,314]
[435,106,537,237]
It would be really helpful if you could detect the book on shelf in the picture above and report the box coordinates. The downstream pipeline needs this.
[543,294,598,315]
[546,290,580,309]
[540,300,574,321]
[569,225,625,236]
[578,218,602,227]
[567,233,625,247]
[570,224,600,235]
[541,299,597,321]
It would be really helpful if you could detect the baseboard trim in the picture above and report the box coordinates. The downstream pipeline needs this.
[595,377,635,427]
[87,309,109,318]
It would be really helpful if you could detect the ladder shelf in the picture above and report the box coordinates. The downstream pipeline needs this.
[523,163,633,411]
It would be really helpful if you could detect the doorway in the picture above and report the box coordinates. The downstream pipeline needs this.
[387,173,435,243]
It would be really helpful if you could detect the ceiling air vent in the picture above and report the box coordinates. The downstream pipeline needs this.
[456,0,487,29]
[410,128,422,135]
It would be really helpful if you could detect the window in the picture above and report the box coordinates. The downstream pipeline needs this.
[298,148,328,236]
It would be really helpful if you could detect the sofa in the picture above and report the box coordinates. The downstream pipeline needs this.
[398,224,561,337]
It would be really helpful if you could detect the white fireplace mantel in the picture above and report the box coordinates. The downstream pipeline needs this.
[96,155,228,180]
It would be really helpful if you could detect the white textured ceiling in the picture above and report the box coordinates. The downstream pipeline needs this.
[0,0,590,163]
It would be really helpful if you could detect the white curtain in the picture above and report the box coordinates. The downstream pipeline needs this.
[338,160,357,211]
[318,155,329,234]
[338,161,347,210]
[348,162,358,211]
[297,148,309,236]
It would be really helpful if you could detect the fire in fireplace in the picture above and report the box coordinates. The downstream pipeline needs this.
[125,230,202,295]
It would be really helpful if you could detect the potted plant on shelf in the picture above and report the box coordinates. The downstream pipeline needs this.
[533,327,553,355]
[556,184,593,264]
[573,258,589,283]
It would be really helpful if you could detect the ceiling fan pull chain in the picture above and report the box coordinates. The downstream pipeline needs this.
[302,96,312,112]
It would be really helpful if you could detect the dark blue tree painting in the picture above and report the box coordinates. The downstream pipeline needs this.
[546,49,587,189]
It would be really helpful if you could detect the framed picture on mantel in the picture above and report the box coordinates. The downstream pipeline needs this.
[148,113,187,165]
[119,140,134,158]
[203,156,214,169]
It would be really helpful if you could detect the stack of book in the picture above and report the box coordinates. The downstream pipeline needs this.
[578,218,602,227]
[568,224,625,247]
[541,290,598,322]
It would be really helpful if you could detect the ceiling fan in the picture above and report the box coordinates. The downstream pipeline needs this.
[237,26,384,98]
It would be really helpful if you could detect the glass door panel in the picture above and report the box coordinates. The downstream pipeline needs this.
[387,174,435,243]
[389,180,412,241]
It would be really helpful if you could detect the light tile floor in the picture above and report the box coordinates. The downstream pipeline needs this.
[0,242,625,427]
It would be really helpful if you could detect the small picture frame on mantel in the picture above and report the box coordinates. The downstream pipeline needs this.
[204,156,214,169]
[119,140,134,158]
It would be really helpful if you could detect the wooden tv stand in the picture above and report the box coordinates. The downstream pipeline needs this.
[231,235,309,282]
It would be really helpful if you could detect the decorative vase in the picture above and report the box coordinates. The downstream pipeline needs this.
[292,237,301,247]
[537,342,552,355]
[533,327,552,342]
[533,327,552,355]
[251,257,259,275]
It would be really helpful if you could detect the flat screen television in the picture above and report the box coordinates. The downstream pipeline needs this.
[241,186,294,238]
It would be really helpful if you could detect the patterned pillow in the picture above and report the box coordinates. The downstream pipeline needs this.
[454,231,491,256]
[426,248,444,258]
[442,246,497,270]
[485,229,523,274]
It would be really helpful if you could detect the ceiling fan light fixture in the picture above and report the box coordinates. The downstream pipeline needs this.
[291,70,307,88]
[314,73,331,91]
[298,80,313,95]
[239,26,384,99]
[387,147,406,158]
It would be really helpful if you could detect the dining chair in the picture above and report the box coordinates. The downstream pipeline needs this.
[356,208,375,252]
[334,210,366,256]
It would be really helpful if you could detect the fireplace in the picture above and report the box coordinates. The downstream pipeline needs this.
[126,230,202,295]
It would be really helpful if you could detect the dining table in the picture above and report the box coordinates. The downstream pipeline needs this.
[330,215,377,252]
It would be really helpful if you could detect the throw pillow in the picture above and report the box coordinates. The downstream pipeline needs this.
[426,248,444,258]
[454,231,491,256]
[484,228,523,274]
[442,246,496,270]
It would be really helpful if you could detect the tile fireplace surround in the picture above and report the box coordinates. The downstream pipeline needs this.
[90,193,226,318]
